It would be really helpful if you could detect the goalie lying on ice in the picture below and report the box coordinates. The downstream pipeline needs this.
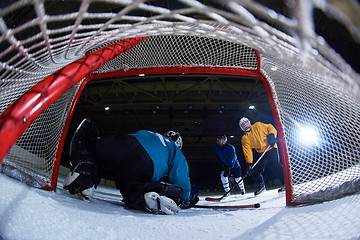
[63,118,199,214]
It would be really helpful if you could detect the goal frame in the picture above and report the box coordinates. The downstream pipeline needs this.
[0,41,293,205]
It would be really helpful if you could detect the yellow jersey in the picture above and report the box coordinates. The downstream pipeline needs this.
[241,122,277,164]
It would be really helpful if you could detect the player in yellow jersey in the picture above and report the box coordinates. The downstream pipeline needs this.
[239,117,285,195]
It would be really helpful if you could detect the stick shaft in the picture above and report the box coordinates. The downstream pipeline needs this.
[193,203,260,209]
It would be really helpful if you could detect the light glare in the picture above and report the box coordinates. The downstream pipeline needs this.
[299,126,319,145]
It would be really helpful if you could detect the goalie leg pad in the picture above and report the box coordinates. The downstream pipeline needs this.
[69,118,100,172]
[70,118,99,157]
[144,192,180,215]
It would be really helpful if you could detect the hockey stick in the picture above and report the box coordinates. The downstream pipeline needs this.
[193,203,260,209]
[205,145,271,202]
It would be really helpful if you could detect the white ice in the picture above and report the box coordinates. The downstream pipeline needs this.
[0,173,359,240]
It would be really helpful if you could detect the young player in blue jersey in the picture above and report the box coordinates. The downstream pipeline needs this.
[63,119,198,215]
[214,135,245,196]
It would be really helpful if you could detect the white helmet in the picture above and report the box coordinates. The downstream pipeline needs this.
[239,117,251,132]
[164,131,183,150]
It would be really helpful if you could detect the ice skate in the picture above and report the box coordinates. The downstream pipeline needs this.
[254,186,266,196]
[278,185,285,193]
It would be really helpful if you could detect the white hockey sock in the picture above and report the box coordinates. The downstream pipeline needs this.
[235,177,245,193]
[220,171,230,192]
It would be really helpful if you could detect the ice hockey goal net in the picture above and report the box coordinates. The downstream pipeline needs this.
[0,0,359,206]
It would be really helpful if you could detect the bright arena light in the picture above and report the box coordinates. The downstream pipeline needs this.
[299,126,319,145]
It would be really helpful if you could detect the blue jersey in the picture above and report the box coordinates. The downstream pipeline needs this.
[214,143,240,169]
[130,130,191,202]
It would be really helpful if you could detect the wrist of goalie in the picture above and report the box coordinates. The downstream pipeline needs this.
[181,195,199,209]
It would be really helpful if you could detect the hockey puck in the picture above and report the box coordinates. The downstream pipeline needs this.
[254,203,260,208]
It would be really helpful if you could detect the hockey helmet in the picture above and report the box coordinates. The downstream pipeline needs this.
[216,134,227,146]
[239,117,251,132]
[164,130,183,150]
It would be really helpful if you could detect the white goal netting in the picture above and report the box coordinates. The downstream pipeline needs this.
[0,0,359,205]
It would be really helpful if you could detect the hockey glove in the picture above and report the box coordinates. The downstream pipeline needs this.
[182,188,199,208]
[182,195,199,209]
[246,163,254,176]
[267,133,277,147]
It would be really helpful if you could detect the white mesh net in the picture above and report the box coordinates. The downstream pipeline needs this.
[3,84,80,186]
[93,35,258,72]
[0,0,359,204]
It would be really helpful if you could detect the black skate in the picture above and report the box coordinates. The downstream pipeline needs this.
[254,186,266,196]
[278,185,285,193]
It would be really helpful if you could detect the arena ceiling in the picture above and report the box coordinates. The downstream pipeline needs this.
[73,73,271,142]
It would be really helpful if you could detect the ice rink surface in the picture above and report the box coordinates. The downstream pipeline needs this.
[0,174,359,240]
